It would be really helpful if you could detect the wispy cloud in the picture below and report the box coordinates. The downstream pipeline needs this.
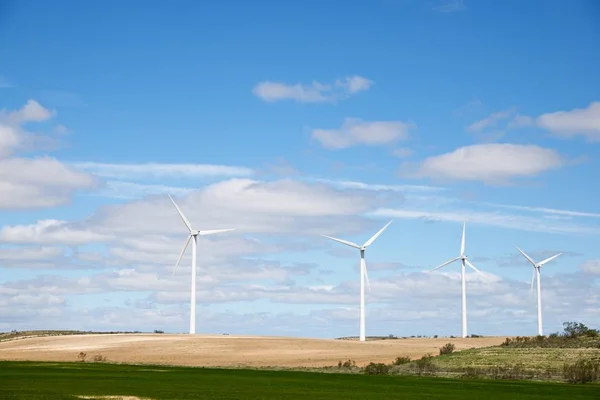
[466,108,516,133]
[480,202,600,219]
[433,0,467,13]
[0,75,13,88]
[37,90,87,108]
[252,76,373,103]
[452,98,483,117]
[310,178,445,193]
[72,162,254,180]
[465,107,533,142]
[89,181,196,199]
[368,207,598,235]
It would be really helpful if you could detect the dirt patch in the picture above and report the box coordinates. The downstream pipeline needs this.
[0,334,509,368]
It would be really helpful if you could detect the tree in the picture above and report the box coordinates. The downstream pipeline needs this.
[563,322,599,338]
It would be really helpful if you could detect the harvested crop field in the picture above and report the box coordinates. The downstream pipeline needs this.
[0,334,508,368]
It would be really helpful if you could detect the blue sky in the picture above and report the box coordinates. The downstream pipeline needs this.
[1,0,599,338]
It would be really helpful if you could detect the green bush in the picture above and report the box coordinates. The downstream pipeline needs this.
[563,358,600,384]
[414,354,437,375]
[439,343,455,355]
[363,362,390,375]
[393,356,411,365]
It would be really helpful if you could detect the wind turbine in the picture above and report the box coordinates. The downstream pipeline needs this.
[168,194,235,335]
[428,222,483,338]
[515,246,562,336]
[321,220,393,342]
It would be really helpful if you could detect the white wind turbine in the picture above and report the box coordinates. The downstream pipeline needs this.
[321,220,393,342]
[168,194,235,335]
[515,246,562,336]
[428,222,483,338]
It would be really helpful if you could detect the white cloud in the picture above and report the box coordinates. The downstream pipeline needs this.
[0,157,96,208]
[402,143,566,184]
[312,118,414,149]
[0,124,21,158]
[536,101,600,141]
[580,260,600,276]
[91,178,378,239]
[0,220,111,245]
[72,162,253,180]
[252,75,372,103]
[0,101,96,208]
[341,76,373,93]
[0,246,64,261]
[4,99,55,124]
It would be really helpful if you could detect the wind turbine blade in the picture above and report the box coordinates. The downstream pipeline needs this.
[460,222,466,255]
[173,235,192,275]
[321,235,361,249]
[515,246,537,267]
[538,253,563,266]
[362,220,393,248]
[199,228,235,236]
[465,259,483,275]
[168,194,193,232]
[428,257,461,273]
[530,267,535,293]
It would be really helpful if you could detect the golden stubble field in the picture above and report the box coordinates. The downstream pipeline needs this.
[0,334,508,367]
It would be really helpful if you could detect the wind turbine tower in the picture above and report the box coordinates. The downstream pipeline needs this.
[429,222,483,338]
[168,194,235,334]
[515,246,562,336]
[321,220,393,342]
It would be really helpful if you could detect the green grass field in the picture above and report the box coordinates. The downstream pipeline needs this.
[1,361,598,399]
[433,346,600,371]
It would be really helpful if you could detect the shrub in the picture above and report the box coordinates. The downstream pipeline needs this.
[363,362,390,375]
[439,343,455,355]
[393,356,411,365]
[92,354,107,362]
[77,352,87,362]
[563,358,600,384]
[338,359,356,368]
[414,354,437,375]
[433,335,438,339]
